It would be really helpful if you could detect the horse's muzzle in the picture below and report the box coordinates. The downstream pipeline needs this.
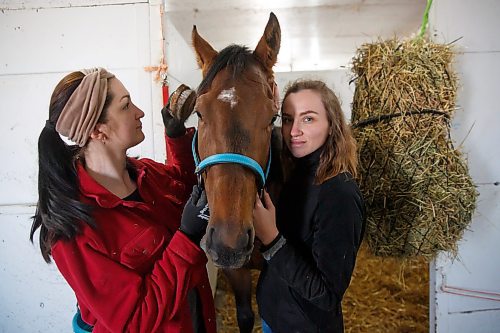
[203,225,255,268]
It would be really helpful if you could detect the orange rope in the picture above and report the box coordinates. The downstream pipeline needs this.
[144,4,168,82]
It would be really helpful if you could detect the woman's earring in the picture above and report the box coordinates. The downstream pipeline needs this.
[102,138,106,145]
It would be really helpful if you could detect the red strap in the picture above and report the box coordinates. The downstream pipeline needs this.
[162,84,169,106]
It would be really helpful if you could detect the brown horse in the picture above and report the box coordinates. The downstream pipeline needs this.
[191,13,281,332]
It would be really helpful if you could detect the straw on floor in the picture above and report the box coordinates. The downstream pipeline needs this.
[215,243,428,332]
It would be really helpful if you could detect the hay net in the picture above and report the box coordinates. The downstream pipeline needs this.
[350,38,477,259]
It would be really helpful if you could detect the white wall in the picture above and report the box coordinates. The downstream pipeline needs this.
[0,1,165,331]
[429,1,500,332]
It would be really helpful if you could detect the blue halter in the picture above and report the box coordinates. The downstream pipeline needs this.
[192,129,271,189]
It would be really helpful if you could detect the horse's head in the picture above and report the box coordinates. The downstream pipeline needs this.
[192,13,281,268]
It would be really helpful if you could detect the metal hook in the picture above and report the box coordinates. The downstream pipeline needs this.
[197,173,204,190]
[161,73,169,86]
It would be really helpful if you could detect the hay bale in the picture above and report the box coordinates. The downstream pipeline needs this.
[351,38,477,259]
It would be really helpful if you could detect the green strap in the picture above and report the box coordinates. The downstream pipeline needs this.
[418,0,434,38]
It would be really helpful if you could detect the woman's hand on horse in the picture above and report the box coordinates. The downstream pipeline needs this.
[253,190,279,246]
[179,185,210,246]
[161,84,197,138]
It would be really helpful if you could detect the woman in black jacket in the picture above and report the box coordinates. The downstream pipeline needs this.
[253,79,365,333]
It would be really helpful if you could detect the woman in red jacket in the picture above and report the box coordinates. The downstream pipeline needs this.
[30,68,215,333]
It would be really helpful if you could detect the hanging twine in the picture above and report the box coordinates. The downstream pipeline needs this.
[144,4,168,82]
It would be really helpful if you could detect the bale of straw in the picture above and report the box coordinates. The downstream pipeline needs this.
[351,38,477,259]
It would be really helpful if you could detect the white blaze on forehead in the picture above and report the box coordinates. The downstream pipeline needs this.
[217,87,238,109]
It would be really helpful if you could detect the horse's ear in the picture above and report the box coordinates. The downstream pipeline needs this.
[254,12,281,71]
[192,25,218,77]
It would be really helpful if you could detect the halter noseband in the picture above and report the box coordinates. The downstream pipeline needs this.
[192,129,271,190]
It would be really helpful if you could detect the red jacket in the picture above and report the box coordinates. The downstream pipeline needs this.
[51,129,216,333]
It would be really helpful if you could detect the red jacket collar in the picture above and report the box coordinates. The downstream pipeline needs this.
[77,159,147,208]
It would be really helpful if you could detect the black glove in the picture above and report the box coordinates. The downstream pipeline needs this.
[161,84,197,138]
[179,185,210,245]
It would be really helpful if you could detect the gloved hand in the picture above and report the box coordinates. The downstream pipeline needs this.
[179,185,210,245]
[161,84,197,138]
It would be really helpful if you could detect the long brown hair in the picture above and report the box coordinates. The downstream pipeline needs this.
[281,79,358,183]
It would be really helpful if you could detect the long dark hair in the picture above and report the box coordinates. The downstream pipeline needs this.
[30,71,111,262]
[281,79,358,184]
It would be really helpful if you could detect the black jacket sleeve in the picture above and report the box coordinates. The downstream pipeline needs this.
[266,175,365,311]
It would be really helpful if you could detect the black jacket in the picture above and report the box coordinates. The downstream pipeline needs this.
[257,149,365,333]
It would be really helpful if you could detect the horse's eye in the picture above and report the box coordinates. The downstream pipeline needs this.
[195,111,203,120]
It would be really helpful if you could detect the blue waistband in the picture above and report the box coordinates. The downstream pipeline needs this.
[72,309,93,333]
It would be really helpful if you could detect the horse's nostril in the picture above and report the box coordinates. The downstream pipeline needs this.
[246,227,255,251]
[206,226,215,248]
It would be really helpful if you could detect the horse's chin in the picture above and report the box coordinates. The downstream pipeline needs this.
[212,253,252,269]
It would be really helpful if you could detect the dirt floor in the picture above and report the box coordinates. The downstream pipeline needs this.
[215,243,429,333]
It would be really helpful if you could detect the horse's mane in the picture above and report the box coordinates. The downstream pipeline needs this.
[197,44,256,94]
